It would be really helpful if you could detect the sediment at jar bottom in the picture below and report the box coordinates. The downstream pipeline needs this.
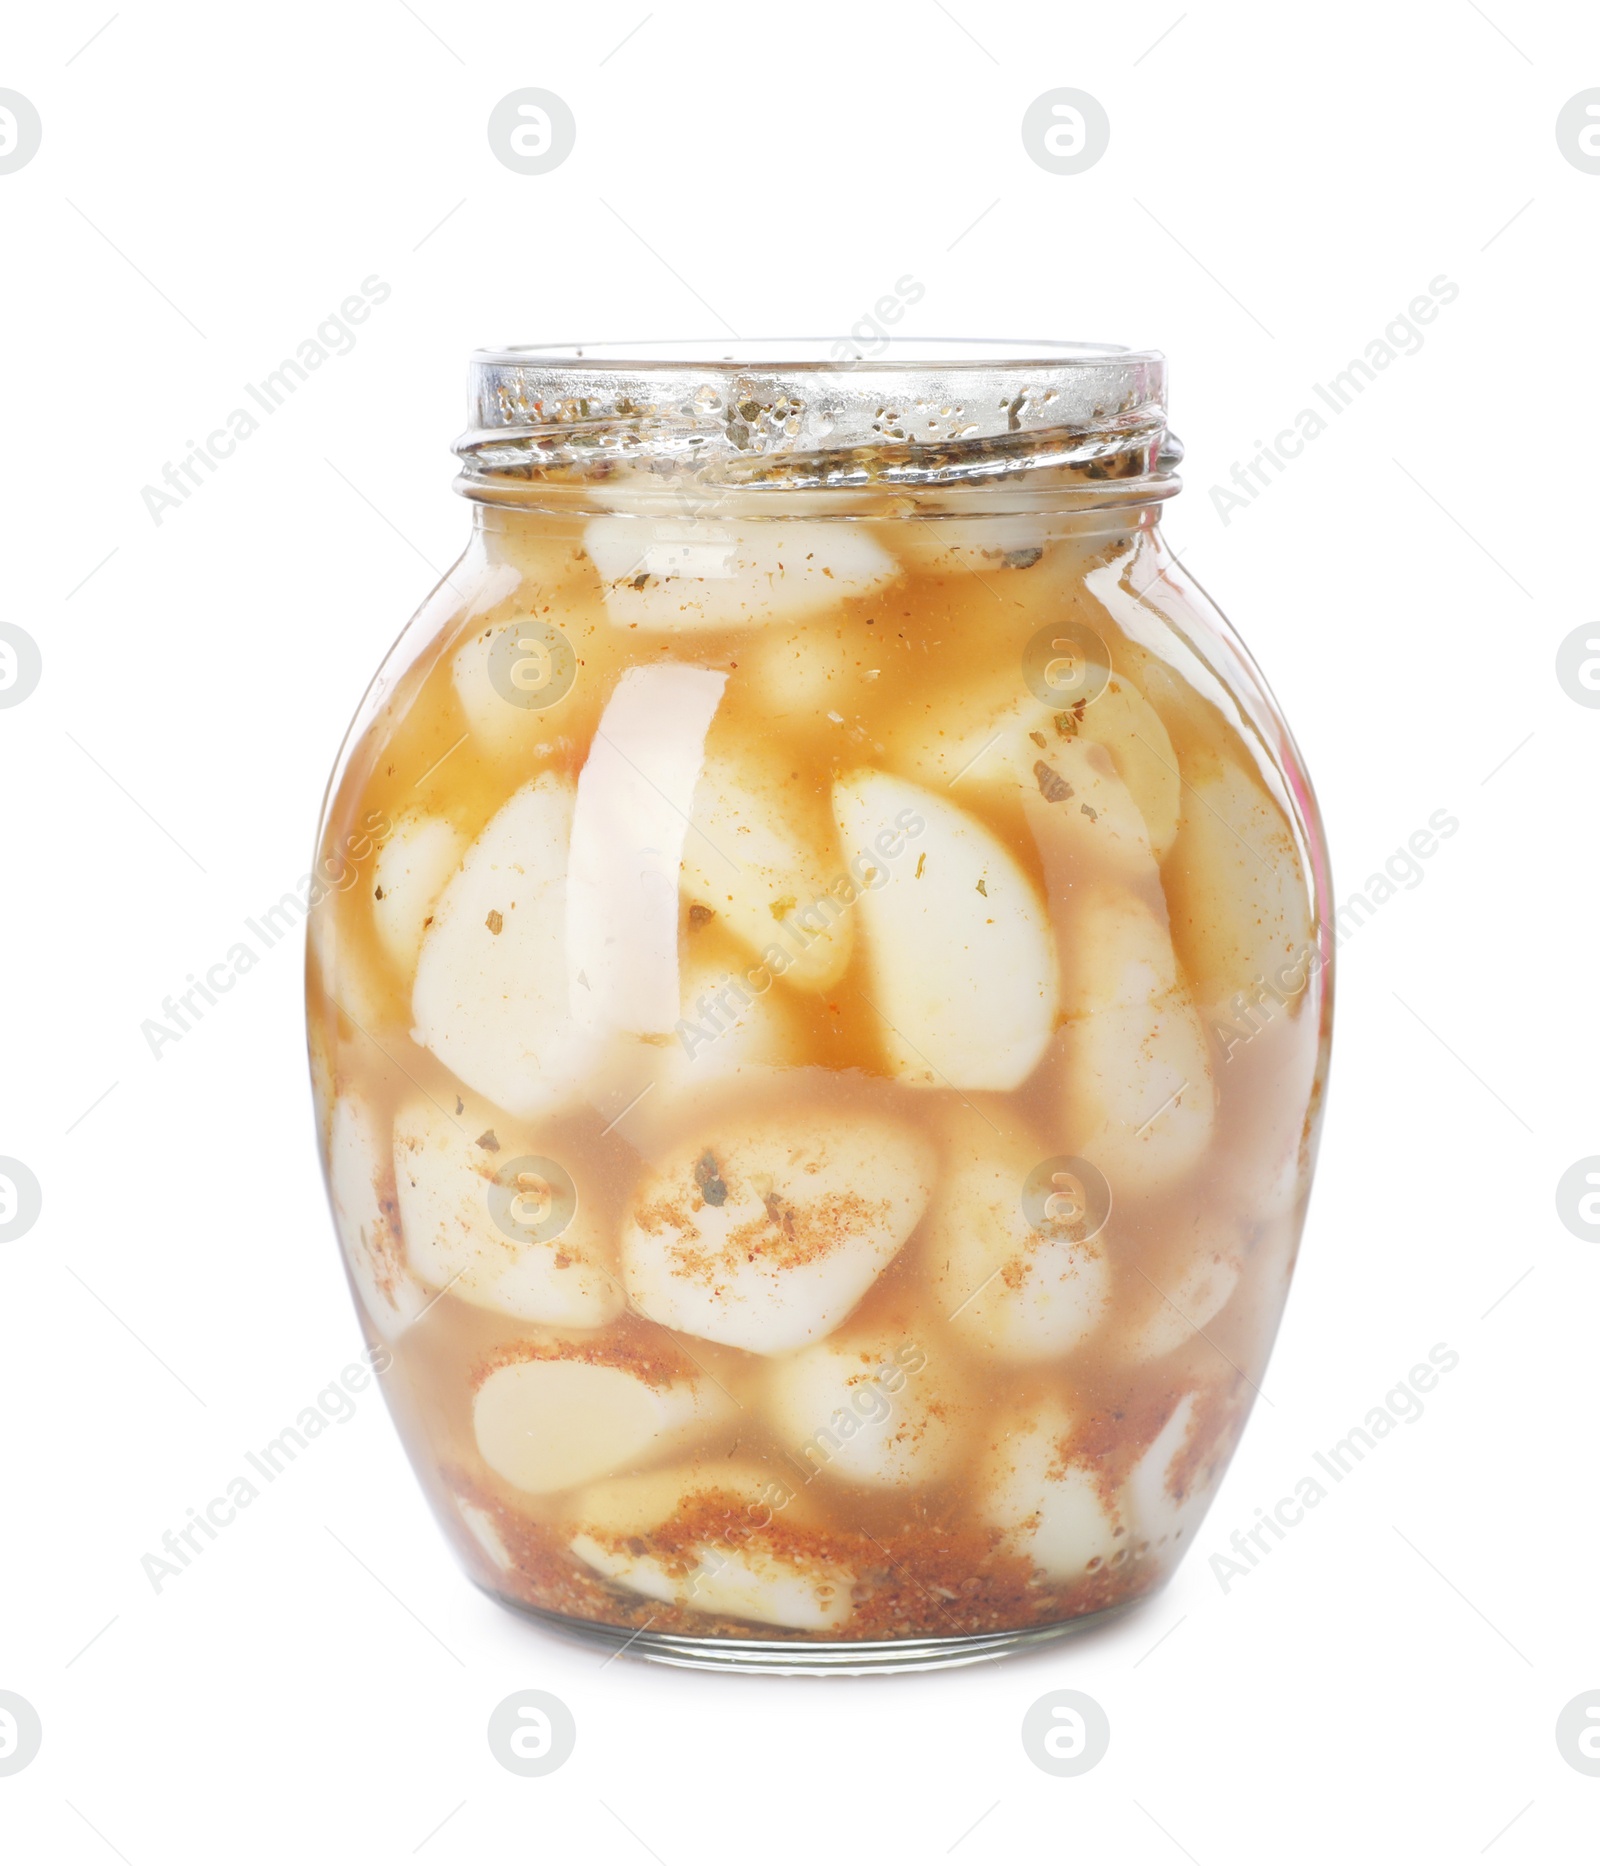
[307,502,1327,1642]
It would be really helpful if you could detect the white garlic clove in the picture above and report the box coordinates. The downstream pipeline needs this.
[1085,677,1182,861]
[622,1111,935,1354]
[308,890,389,1036]
[881,512,1051,576]
[763,1332,960,1489]
[922,1114,1112,1363]
[1020,735,1161,888]
[449,571,628,758]
[660,938,807,1097]
[327,1094,428,1341]
[978,1401,1123,1581]
[372,812,466,978]
[1059,885,1216,1199]
[1125,1392,1224,1553]
[567,1460,855,1631]
[392,1096,621,1328]
[584,516,897,632]
[1163,752,1313,1019]
[885,668,1180,860]
[681,745,852,991]
[455,1496,516,1573]
[832,769,1058,1090]
[411,772,593,1120]
[1115,1216,1244,1364]
[473,1346,733,1494]
[738,623,886,736]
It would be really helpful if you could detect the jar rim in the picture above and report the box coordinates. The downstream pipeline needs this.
[456,337,1174,498]
[469,337,1162,371]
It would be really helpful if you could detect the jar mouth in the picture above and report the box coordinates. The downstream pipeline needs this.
[471,337,1158,370]
[456,338,1178,504]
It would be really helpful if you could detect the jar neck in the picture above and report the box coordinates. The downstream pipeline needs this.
[467,489,1175,541]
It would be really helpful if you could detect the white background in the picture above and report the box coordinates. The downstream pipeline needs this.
[2,2,1597,1859]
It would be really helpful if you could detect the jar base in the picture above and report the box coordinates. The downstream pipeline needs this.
[472,1582,1147,1674]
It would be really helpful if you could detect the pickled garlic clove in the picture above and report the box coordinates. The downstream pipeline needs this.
[307,1011,336,1156]
[922,1114,1112,1363]
[391,1096,622,1328]
[620,1113,935,1354]
[1125,1392,1224,1553]
[978,1400,1124,1582]
[681,745,852,992]
[567,664,727,1036]
[886,669,1180,860]
[881,512,1050,575]
[1021,736,1160,888]
[592,945,808,1158]
[1077,677,1181,860]
[307,890,389,1036]
[1113,1216,1244,1364]
[661,939,806,1096]
[454,1495,516,1573]
[476,520,593,586]
[371,812,465,977]
[1162,752,1314,1019]
[327,1094,428,1341]
[566,1461,856,1631]
[832,770,1058,1091]
[411,772,592,1120]
[1058,885,1216,1198]
[449,609,620,763]
[1207,996,1321,1223]
[763,1332,964,1490]
[472,1349,733,1494]
[739,623,887,736]
[583,516,898,631]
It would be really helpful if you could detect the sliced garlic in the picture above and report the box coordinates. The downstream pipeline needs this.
[832,769,1057,1090]
[391,1095,621,1328]
[584,516,897,631]
[567,663,727,1036]
[621,1111,934,1354]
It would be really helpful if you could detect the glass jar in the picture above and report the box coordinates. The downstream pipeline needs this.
[306,340,1331,1671]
